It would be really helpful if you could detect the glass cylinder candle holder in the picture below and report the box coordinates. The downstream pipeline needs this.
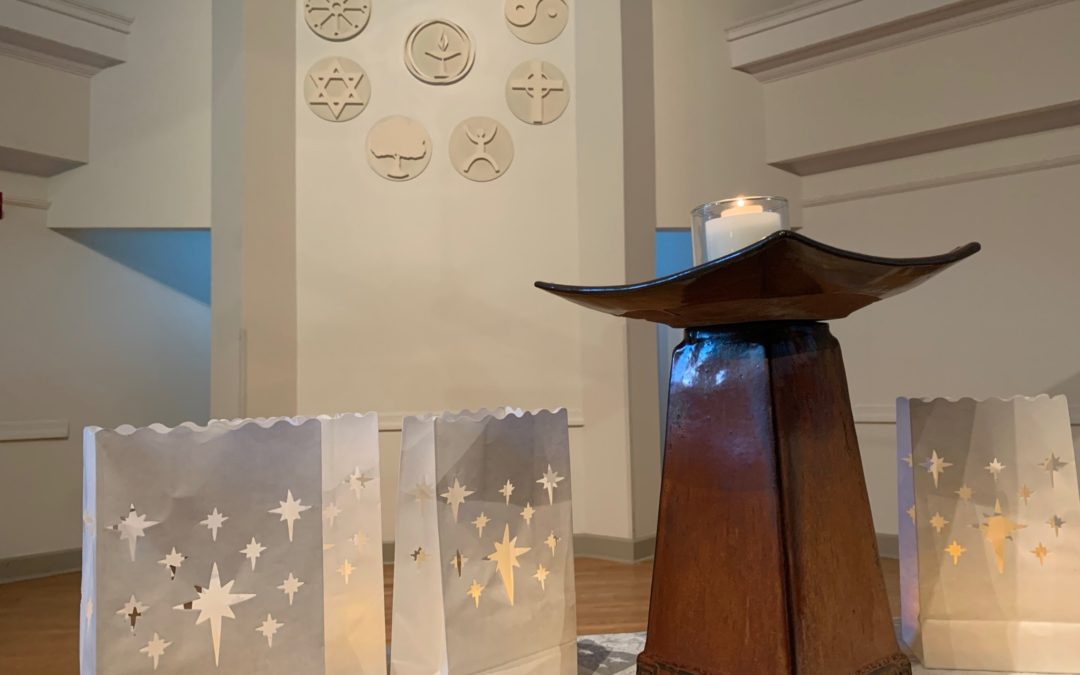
[691,196,790,264]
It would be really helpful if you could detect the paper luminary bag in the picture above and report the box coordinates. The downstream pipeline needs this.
[897,395,1080,673]
[390,409,577,675]
[80,414,387,675]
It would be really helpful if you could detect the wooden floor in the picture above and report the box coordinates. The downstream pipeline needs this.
[0,557,899,674]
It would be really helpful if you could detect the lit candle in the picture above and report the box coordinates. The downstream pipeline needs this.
[703,198,783,260]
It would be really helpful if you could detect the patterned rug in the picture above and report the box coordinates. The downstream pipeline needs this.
[575,632,1043,675]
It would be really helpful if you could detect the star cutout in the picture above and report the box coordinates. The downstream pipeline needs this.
[84,598,93,626]
[441,478,475,522]
[1032,542,1050,566]
[956,485,974,502]
[537,465,565,504]
[545,531,559,555]
[534,563,550,591]
[240,537,267,571]
[110,504,159,562]
[349,530,369,553]
[173,563,255,667]
[117,595,148,633]
[945,540,966,565]
[277,573,303,605]
[323,502,342,527]
[140,632,171,670]
[902,453,913,468]
[201,508,228,542]
[923,450,953,488]
[487,525,531,605]
[269,490,311,542]
[1018,485,1035,505]
[499,480,515,505]
[929,512,949,534]
[411,481,435,505]
[467,579,485,608]
[308,58,366,120]
[449,549,468,577]
[256,614,283,647]
[1048,514,1065,537]
[472,512,490,538]
[985,458,1006,481]
[83,511,94,528]
[338,559,355,584]
[158,547,186,580]
[411,546,428,565]
[906,505,917,524]
[979,499,1025,574]
[521,503,536,525]
[345,466,373,499]
[1042,453,1069,487]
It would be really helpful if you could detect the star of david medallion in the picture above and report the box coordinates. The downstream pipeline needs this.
[506,59,570,125]
[505,0,569,44]
[367,116,432,182]
[449,116,515,182]
[404,19,475,86]
[303,57,371,122]
[304,0,371,41]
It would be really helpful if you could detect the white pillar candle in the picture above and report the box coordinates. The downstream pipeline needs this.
[704,203,783,261]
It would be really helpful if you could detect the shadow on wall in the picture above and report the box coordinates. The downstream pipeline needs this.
[55,229,211,305]
[655,230,693,449]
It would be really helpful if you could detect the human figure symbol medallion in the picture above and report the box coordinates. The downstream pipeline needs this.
[450,117,514,182]
[506,60,570,125]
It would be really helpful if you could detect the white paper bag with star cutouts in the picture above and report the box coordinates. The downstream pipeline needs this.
[80,414,387,675]
[390,408,577,675]
[897,395,1080,673]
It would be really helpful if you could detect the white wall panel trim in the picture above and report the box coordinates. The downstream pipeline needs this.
[728,0,1071,82]
[0,419,69,442]
[854,404,1080,425]
[375,410,585,432]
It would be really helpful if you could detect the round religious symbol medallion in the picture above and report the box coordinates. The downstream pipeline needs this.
[303,57,371,122]
[505,59,570,125]
[504,0,569,44]
[303,0,371,41]
[367,116,432,182]
[404,19,475,86]
[449,117,514,182]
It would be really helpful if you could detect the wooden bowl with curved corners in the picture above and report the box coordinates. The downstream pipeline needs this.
[535,230,981,328]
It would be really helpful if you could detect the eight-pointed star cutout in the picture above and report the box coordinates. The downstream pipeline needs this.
[269,490,311,542]
[173,563,256,667]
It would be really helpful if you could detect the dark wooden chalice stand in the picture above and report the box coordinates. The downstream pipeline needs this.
[537,232,979,675]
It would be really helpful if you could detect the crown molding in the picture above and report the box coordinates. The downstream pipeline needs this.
[0,0,131,76]
[728,0,1071,83]
[16,0,133,35]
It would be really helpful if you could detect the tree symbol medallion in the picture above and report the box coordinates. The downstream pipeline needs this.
[304,0,371,41]
[367,116,432,182]
[404,19,475,86]
[303,57,371,122]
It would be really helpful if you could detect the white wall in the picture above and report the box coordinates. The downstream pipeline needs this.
[0,0,212,560]
[294,1,647,541]
[47,0,211,229]
[807,150,1080,535]
[0,189,210,559]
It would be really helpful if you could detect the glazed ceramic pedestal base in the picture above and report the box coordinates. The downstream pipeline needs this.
[636,322,908,675]
[536,231,979,675]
